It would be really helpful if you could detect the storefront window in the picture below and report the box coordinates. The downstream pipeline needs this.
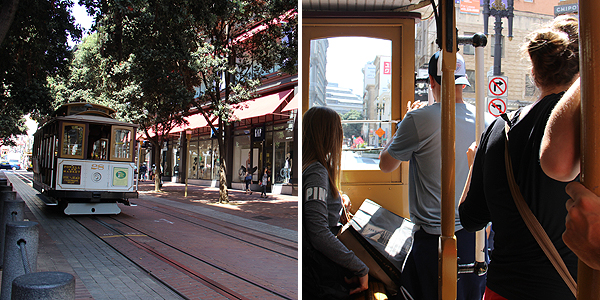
[198,139,215,180]
[62,123,84,158]
[212,145,220,180]
[189,140,199,179]
[273,123,293,184]
[233,133,251,183]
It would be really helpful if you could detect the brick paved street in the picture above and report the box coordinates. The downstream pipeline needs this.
[2,172,298,300]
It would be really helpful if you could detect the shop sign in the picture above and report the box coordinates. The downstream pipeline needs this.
[252,126,265,142]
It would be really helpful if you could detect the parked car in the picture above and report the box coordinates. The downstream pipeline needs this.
[8,159,21,170]
[0,162,11,170]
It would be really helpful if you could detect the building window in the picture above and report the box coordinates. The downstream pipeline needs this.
[464,70,476,94]
[525,74,537,97]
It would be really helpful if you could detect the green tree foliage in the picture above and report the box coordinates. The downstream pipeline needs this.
[342,109,364,141]
[79,0,201,191]
[0,0,81,145]
[188,0,297,203]
[60,0,297,197]
[49,33,120,109]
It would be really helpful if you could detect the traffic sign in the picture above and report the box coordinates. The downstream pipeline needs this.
[487,98,507,117]
[488,76,508,97]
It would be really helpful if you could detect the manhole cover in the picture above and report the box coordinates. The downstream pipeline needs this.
[252,215,272,220]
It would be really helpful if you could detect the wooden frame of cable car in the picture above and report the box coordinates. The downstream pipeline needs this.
[302,12,420,218]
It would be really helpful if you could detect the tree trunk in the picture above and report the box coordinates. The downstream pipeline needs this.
[153,143,162,192]
[219,159,228,203]
[217,117,228,204]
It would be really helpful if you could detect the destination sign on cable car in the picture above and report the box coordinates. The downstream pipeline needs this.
[62,165,82,185]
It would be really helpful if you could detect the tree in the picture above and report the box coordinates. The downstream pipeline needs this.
[85,0,200,191]
[342,109,364,141]
[189,0,297,203]
[0,0,81,145]
[72,0,297,197]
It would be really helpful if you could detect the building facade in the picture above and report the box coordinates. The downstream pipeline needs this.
[415,0,571,110]
[141,72,298,196]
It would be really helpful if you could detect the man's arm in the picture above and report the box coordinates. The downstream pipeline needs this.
[379,147,402,173]
[379,101,425,173]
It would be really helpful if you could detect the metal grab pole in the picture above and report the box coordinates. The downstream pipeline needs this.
[454,33,488,275]
[578,0,600,299]
[439,0,457,298]
[474,40,487,265]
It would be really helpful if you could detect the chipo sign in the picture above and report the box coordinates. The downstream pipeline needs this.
[554,4,578,16]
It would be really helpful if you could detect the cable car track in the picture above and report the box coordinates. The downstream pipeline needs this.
[76,216,295,300]
[132,201,298,258]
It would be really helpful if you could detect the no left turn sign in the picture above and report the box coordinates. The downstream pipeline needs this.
[488,98,507,117]
[488,76,508,97]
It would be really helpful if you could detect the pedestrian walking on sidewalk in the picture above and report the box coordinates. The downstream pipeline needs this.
[260,167,270,198]
[245,171,252,194]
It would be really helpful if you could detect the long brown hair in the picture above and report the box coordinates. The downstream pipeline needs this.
[302,106,344,197]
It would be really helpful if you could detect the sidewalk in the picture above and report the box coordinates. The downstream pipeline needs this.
[136,180,298,231]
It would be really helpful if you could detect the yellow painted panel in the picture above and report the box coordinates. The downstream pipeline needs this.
[341,183,409,219]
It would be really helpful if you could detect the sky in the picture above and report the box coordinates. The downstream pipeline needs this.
[325,37,392,96]
[70,1,94,44]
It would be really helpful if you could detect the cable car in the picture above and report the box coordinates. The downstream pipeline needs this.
[32,102,138,215]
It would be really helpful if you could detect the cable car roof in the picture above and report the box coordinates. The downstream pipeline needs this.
[55,114,139,128]
[52,102,116,118]
[302,0,433,13]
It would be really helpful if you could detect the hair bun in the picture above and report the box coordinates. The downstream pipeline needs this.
[524,16,579,88]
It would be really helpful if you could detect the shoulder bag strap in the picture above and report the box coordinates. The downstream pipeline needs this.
[504,120,577,296]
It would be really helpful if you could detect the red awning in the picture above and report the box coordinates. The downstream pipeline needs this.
[231,89,293,121]
[281,93,298,112]
[171,113,213,134]
[142,89,293,138]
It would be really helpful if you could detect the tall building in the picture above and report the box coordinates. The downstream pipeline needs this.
[363,55,392,147]
[309,39,329,107]
[325,83,363,115]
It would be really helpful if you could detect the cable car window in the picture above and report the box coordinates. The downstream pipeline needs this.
[61,123,85,159]
[91,139,108,160]
[308,37,392,170]
[111,126,133,161]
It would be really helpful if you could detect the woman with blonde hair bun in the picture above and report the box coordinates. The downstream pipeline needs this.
[302,106,368,299]
[459,15,579,300]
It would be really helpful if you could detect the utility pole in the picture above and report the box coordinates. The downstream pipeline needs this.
[483,0,514,76]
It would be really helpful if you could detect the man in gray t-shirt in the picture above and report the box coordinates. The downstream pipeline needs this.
[379,51,493,300]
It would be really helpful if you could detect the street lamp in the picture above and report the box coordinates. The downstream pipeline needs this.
[483,0,514,76]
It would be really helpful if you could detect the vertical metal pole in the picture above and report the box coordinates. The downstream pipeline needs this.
[577,1,600,299]
[493,14,503,76]
[439,0,457,298]
[185,132,191,197]
[474,43,486,263]
[474,39,486,145]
